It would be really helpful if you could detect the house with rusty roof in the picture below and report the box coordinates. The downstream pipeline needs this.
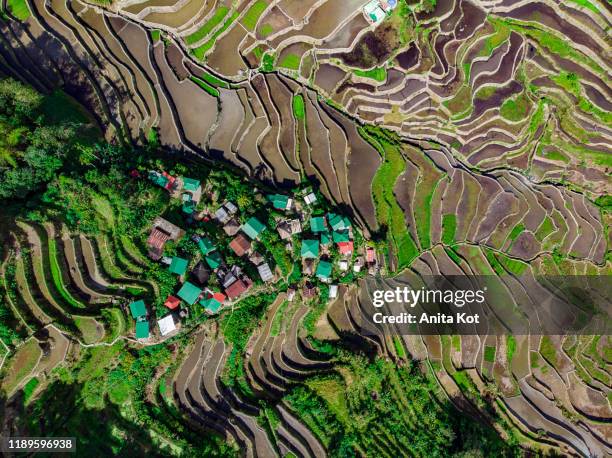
[146,217,184,260]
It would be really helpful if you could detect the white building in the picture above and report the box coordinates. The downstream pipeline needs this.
[158,314,177,336]
[329,284,338,299]
[258,263,274,282]
[304,192,317,205]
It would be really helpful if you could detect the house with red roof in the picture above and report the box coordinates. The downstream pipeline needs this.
[338,241,353,255]
[164,295,180,310]
[225,276,253,300]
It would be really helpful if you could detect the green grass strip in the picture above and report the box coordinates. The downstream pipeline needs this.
[192,11,240,60]
[241,0,267,31]
[48,239,86,309]
[185,6,229,45]
[441,214,457,245]
[292,94,305,120]
[190,76,220,97]
[353,66,387,82]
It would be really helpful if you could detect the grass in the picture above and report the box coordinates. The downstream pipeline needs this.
[1,339,41,394]
[190,76,220,98]
[496,253,528,275]
[192,11,239,59]
[540,149,569,163]
[507,223,525,242]
[353,66,387,82]
[6,0,29,20]
[306,376,350,424]
[150,30,161,42]
[479,20,510,57]
[500,93,531,121]
[74,316,101,344]
[506,335,517,365]
[270,300,289,337]
[445,247,462,266]
[199,72,229,88]
[484,345,496,363]
[278,53,301,70]
[443,86,472,115]
[539,336,558,367]
[566,0,599,14]
[292,94,305,120]
[393,336,407,358]
[185,7,229,45]
[441,214,457,245]
[48,239,86,309]
[23,376,40,403]
[260,23,274,37]
[241,0,267,31]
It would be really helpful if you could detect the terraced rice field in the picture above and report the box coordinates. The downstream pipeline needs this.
[0,0,610,455]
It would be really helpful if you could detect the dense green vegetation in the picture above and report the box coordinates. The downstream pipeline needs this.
[285,354,517,457]
[190,76,220,97]
[192,11,240,60]
[0,79,95,201]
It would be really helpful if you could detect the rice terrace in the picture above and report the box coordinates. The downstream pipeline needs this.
[0,0,610,456]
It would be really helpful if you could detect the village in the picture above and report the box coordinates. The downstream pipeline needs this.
[128,170,379,342]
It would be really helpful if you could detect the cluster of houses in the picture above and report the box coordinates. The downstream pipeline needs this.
[128,170,378,342]
[363,0,397,24]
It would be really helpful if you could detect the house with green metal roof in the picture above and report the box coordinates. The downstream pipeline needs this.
[242,217,266,239]
[320,231,331,245]
[169,256,189,275]
[182,177,201,193]
[200,296,222,313]
[129,300,147,319]
[205,250,223,269]
[332,230,350,243]
[135,320,150,339]
[198,237,215,255]
[267,194,292,210]
[316,260,332,281]
[310,216,326,233]
[149,171,169,188]
[328,213,350,231]
[182,199,196,214]
[301,239,319,258]
[177,281,202,305]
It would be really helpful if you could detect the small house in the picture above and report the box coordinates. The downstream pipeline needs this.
[129,300,147,320]
[223,217,241,236]
[224,201,238,215]
[182,177,201,194]
[242,217,266,240]
[158,314,177,336]
[215,206,230,224]
[135,320,150,339]
[258,263,273,282]
[225,276,253,300]
[332,230,350,243]
[329,284,338,299]
[353,256,364,273]
[287,287,296,301]
[301,239,320,259]
[304,192,317,205]
[366,247,376,264]
[229,233,251,256]
[200,292,224,313]
[303,282,317,298]
[164,295,181,310]
[303,258,315,276]
[338,241,354,255]
[146,217,184,260]
[198,237,215,256]
[205,250,223,270]
[177,281,202,305]
[363,0,385,23]
[338,260,349,271]
[267,194,292,211]
[310,216,327,233]
[249,251,264,266]
[168,256,189,276]
[316,260,332,282]
[191,261,210,285]
[277,221,292,240]
[328,213,350,232]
